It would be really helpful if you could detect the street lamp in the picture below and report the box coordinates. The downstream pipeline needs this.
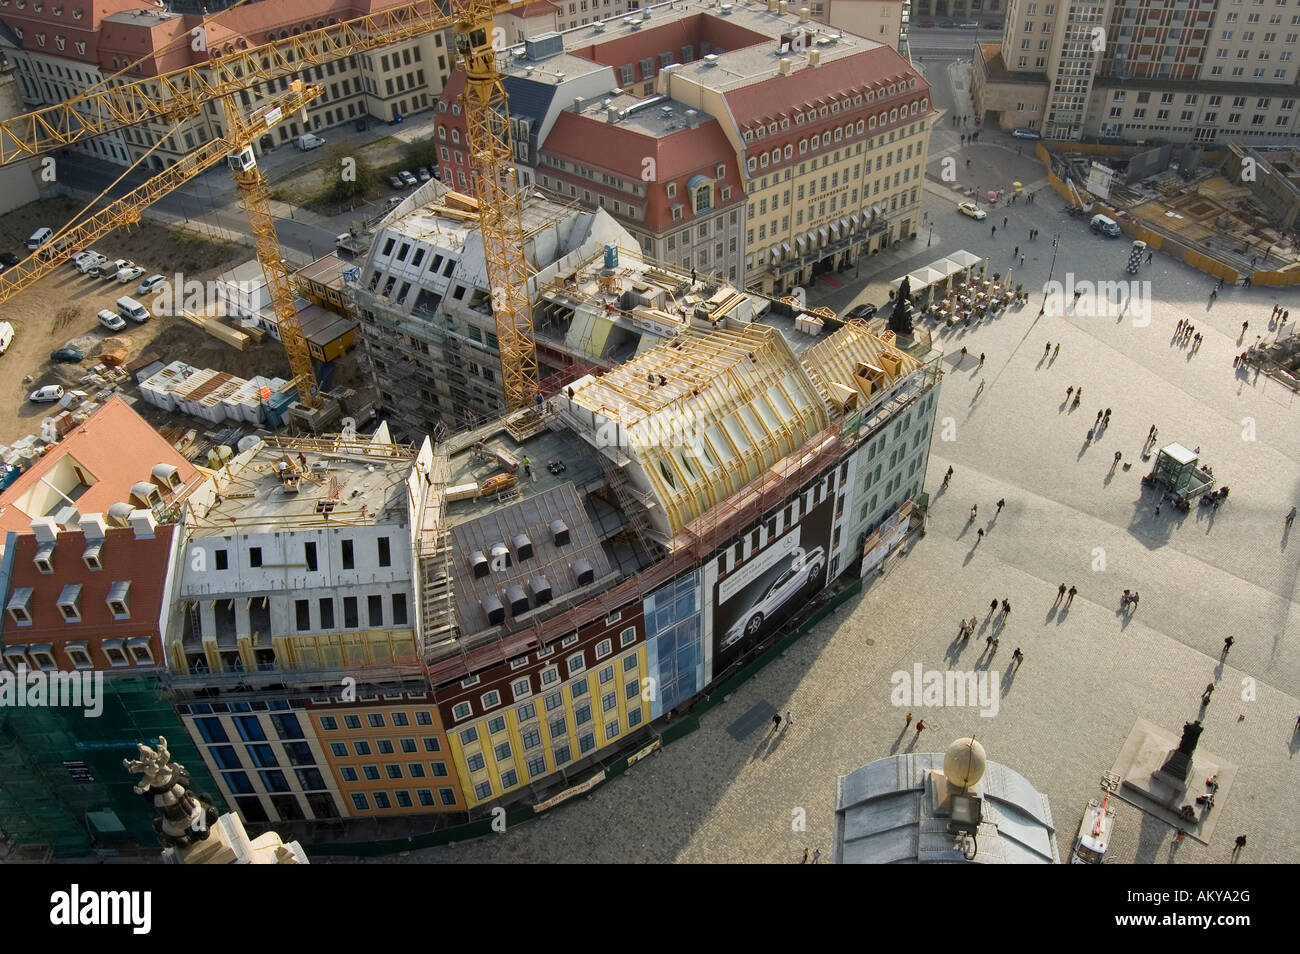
[1038,232,1061,317]
[928,222,934,247]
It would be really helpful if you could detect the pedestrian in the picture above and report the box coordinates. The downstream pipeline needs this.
[1066,385,1074,400]
[1242,321,1249,335]
[1052,343,1059,358]
[1045,341,1052,357]
[1273,304,1280,319]
[1104,407,1111,421]
[1114,450,1122,466]
[991,224,997,237]
[812,848,821,863]
[996,498,1005,514]
[988,598,998,620]
[1210,288,1217,301]
[1055,582,1066,605]
[1174,829,1185,844]
[1002,216,1008,228]
[1073,388,1082,407]
[1202,683,1215,706]
[976,527,984,544]
[802,847,810,863]
[1011,647,1023,668]
[523,456,533,480]
[1001,598,1010,616]
[1176,318,1184,334]
[771,713,782,733]
[1014,245,1020,258]
[946,465,954,480]
[978,352,986,368]
[1287,506,1296,528]
[969,615,977,634]
[985,633,994,651]
[1233,354,1240,368]
[905,712,913,729]
[1020,254,1025,267]
[785,711,794,728]
[970,503,978,521]
[1146,250,1154,264]
[1066,585,1077,607]
[914,719,926,737]
[1222,636,1234,657]
[960,346,967,361]
[1095,409,1103,425]
[1233,835,1246,857]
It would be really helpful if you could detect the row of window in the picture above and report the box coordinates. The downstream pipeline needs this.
[745,108,927,173]
[329,736,441,757]
[337,760,448,781]
[293,592,408,632]
[318,710,434,730]
[350,788,457,810]
[2,636,152,671]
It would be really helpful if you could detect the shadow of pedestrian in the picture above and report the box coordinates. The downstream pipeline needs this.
[1289,726,1300,759]
[1045,605,1059,623]
[1056,605,1071,624]
[1078,438,1092,461]
[1118,606,1135,631]
[1104,466,1118,487]
[945,635,968,666]
[1000,666,1017,694]
[1283,525,1292,550]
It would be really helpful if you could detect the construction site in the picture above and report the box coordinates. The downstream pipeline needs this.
[1046,140,1300,286]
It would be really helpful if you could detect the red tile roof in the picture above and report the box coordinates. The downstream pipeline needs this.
[0,395,201,535]
[2,524,175,672]
[514,0,560,15]
[541,113,743,232]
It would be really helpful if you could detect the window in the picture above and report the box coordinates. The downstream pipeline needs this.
[474,781,493,801]
[344,715,362,730]
[481,690,501,710]
[304,541,318,571]
[423,736,441,752]
[248,546,262,568]
[320,716,338,731]
[377,537,391,567]
[392,593,408,626]
[341,539,354,569]
[501,769,518,789]
[620,627,635,647]
[567,652,585,675]
[595,639,612,659]
[622,654,638,672]
[575,703,592,726]
[466,752,486,772]
[494,742,511,761]
[487,715,506,735]
[459,726,477,745]
[354,741,372,757]
[512,678,531,698]
[517,702,536,722]
[599,665,614,685]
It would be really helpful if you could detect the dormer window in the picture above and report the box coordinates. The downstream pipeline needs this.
[57,583,82,622]
[107,581,131,620]
[29,643,55,670]
[101,638,128,668]
[55,37,65,52]
[36,34,46,48]
[83,543,102,571]
[74,12,83,23]
[6,588,33,626]
[66,641,91,669]
[34,542,54,574]
[2,645,29,669]
[127,637,153,666]
[665,181,676,198]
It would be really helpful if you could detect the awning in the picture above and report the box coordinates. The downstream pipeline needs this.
[795,235,807,251]
[829,221,840,240]
[770,244,781,263]
[850,211,861,228]
[947,249,982,269]
[818,226,829,244]
[931,257,965,278]
[781,241,793,255]
[840,216,851,235]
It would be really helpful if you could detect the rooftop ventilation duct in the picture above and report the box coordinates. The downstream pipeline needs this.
[79,513,108,542]
[779,57,794,75]
[550,518,570,546]
[703,54,718,67]
[571,557,594,586]
[106,502,134,528]
[29,516,59,543]
[529,575,553,605]
[469,550,490,578]
[491,542,512,568]
[481,594,505,626]
[128,509,156,540]
[512,532,534,561]
[505,584,529,616]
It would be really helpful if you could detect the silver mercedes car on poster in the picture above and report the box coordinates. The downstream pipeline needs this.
[720,546,825,651]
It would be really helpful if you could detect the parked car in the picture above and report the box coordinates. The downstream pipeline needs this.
[417,167,431,182]
[918,19,935,27]
[117,264,145,283]
[29,384,64,403]
[136,273,166,296]
[940,18,958,27]
[982,22,1002,29]
[398,170,418,186]
[51,346,84,363]
[428,165,442,180]
[388,174,405,189]
[957,201,988,220]
[96,258,129,281]
[27,227,52,251]
[0,320,13,355]
[960,21,979,28]
[75,251,107,274]
[720,547,826,651]
[0,252,19,268]
[847,303,878,320]
[1012,127,1042,140]
[97,309,127,332]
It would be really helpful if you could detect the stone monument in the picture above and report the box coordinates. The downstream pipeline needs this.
[1158,719,1203,785]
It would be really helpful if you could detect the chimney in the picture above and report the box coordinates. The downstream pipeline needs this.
[128,509,157,539]
[779,57,794,75]
[30,516,58,544]
[54,505,80,530]
[779,0,788,12]
[809,49,821,68]
[767,0,777,11]
[799,6,810,21]
[79,513,108,541]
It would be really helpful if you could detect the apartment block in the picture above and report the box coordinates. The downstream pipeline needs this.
[974,0,1300,143]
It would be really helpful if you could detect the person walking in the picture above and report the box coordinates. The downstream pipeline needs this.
[905,712,913,729]
[996,498,1005,515]
[1002,216,1008,229]
[1055,582,1067,606]
[1073,387,1082,407]
[785,711,794,728]
[771,713,783,734]
[802,847,810,863]
[1066,385,1074,401]
[914,719,926,738]
[1232,835,1246,859]
[811,848,821,863]
[1095,409,1104,426]
[991,224,997,237]
[975,527,984,544]
[522,456,534,480]
[1019,253,1026,267]
[1052,343,1059,358]
[1146,249,1154,264]
[1014,245,1020,258]
[1001,599,1011,617]
[970,503,978,522]
[1222,636,1234,657]
[1113,450,1122,469]
[1287,506,1297,529]
[1011,647,1024,668]
[1202,683,1215,706]
[988,598,998,620]
[1066,585,1077,607]
[978,352,986,368]
[959,346,967,362]
[1242,321,1249,336]
[1045,341,1052,357]
[975,380,984,399]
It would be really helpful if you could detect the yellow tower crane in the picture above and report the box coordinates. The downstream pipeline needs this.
[0,0,543,416]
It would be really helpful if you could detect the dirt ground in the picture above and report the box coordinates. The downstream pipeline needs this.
[0,197,295,448]
[270,135,424,211]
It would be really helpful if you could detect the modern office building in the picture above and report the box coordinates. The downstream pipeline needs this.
[973,0,1300,143]
[435,0,933,293]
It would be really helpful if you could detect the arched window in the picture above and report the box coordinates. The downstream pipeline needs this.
[695,184,711,212]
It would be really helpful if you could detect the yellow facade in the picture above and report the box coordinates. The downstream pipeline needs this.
[449,645,650,809]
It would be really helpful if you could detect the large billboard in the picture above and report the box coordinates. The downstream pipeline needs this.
[704,470,837,679]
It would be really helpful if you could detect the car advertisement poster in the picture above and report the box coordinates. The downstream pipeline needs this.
[705,473,836,679]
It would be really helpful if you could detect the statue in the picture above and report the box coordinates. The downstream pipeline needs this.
[124,736,219,851]
[889,276,915,336]
[1177,719,1203,756]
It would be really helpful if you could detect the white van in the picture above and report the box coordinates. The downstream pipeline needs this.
[27,227,52,251]
[116,295,151,323]
[0,320,13,355]
[1090,214,1121,237]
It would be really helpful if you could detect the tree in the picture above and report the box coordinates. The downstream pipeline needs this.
[324,146,378,203]
[889,275,915,335]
